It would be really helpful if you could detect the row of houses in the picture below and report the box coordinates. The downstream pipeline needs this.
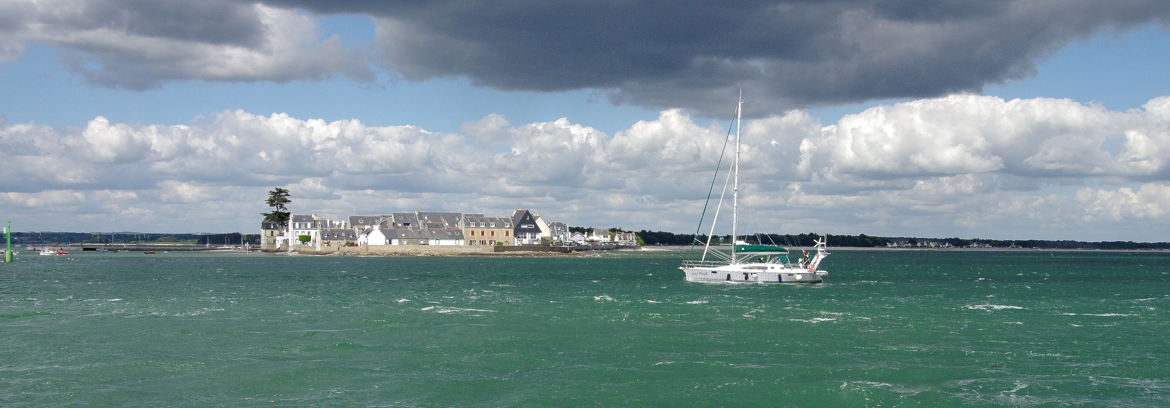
[260,209,637,250]
[886,240,1024,249]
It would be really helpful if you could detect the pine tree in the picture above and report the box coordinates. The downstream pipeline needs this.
[262,187,291,227]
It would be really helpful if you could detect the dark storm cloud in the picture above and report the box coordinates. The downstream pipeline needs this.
[47,0,265,47]
[871,0,1012,22]
[5,0,1167,113]
[95,0,267,47]
[267,0,1170,117]
[1,0,369,89]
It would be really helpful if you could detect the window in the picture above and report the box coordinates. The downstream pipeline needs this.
[506,231,510,236]
[491,231,495,236]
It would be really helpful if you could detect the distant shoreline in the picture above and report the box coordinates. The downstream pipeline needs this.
[11,231,1168,252]
[266,245,632,257]
[17,243,1169,257]
[656,245,1170,253]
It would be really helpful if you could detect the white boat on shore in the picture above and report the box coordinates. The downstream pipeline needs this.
[679,93,829,284]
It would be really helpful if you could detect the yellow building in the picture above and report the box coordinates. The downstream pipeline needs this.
[462,214,514,246]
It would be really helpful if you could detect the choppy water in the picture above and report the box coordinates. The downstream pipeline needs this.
[2,250,1168,406]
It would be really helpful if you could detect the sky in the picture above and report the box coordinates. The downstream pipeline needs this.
[2,1,1170,242]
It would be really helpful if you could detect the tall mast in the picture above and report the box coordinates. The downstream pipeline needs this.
[731,90,741,263]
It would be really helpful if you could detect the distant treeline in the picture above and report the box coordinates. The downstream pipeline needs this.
[633,230,1170,250]
[9,232,261,246]
[634,231,884,247]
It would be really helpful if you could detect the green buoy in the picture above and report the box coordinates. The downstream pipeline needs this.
[3,221,11,263]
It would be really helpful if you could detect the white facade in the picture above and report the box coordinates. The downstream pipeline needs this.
[615,231,637,245]
[570,232,587,245]
[533,212,552,243]
[587,228,610,242]
[364,227,389,246]
[289,214,350,248]
[290,214,319,246]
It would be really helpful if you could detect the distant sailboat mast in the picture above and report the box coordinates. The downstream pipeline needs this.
[730,90,742,265]
[697,92,744,264]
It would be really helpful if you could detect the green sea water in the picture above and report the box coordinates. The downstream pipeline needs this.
[2,249,1168,407]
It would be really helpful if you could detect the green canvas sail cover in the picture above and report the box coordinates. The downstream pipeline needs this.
[734,244,788,253]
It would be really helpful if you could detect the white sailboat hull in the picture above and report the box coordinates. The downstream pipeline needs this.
[679,94,833,284]
[682,264,825,284]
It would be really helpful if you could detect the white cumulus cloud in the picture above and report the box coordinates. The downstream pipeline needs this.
[2,94,1169,240]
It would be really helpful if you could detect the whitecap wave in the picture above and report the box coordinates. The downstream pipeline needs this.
[420,306,495,314]
[841,380,927,396]
[965,304,1024,311]
[790,317,836,323]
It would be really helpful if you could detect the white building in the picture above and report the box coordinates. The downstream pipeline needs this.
[360,225,390,246]
[587,228,611,243]
[290,214,319,246]
[290,214,349,248]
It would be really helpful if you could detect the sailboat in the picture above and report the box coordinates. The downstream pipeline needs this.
[679,93,829,283]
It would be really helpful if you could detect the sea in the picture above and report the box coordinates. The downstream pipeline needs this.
[2,249,1168,407]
